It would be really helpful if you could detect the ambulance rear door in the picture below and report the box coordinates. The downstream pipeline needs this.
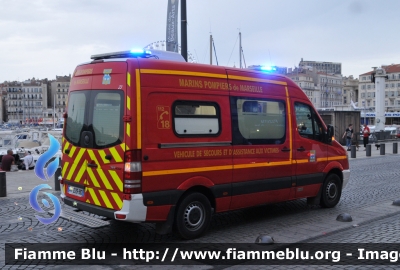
[63,61,128,212]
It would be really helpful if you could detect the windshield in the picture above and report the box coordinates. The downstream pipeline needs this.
[65,90,124,148]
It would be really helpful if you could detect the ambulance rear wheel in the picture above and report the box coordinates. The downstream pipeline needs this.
[175,192,212,239]
[320,174,342,208]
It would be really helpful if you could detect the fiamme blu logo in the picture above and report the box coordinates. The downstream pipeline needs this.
[29,134,62,224]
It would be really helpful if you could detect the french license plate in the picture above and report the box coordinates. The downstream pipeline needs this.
[68,186,84,197]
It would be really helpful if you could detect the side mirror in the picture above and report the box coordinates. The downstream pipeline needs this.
[326,125,334,143]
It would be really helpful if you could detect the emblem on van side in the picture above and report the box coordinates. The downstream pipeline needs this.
[309,150,316,162]
[102,69,112,84]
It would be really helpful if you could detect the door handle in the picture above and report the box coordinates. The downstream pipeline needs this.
[297,147,306,152]
[281,147,291,152]
[87,162,98,168]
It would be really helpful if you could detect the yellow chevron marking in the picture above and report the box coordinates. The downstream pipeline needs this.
[88,188,101,206]
[111,192,123,209]
[127,123,131,137]
[97,169,113,190]
[228,75,287,86]
[127,95,131,111]
[63,141,70,153]
[109,170,123,191]
[127,72,131,87]
[62,162,69,177]
[88,150,99,164]
[86,199,90,203]
[140,69,227,79]
[98,149,110,164]
[69,145,77,157]
[99,190,113,209]
[87,168,101,188]
[110,147,123,162]
[120,143,126,152]
[75,164,86,183]
[75,148,86,162]
[67,163,77,181]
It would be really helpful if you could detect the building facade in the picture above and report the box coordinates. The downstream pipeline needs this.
[3,79,48,124]
[342,75,359,108]
[50,75,71,119]
[359,64,400,125]
[287,67,343,109]
[299,59,342,75]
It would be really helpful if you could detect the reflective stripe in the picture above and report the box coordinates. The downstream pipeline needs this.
[109,170,123,191]
[99,189,113,209]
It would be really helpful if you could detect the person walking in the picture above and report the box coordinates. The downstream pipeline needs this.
[19,151,35,170]
[362,124,370,150]
[0,149,15,171]
[342,124,353,151]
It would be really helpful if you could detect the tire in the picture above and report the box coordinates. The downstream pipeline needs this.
[320,174,342,208]
[175,192,212,239]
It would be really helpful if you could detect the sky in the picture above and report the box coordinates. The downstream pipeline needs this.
[1,0,399,82]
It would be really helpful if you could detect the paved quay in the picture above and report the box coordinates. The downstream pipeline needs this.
[1,141,399,198]
[1,142,400,269]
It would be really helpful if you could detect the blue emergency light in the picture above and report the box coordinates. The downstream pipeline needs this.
[260,66,277,72]
[130,49,152,56]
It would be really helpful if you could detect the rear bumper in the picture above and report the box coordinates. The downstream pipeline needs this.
[61,193,147,222]
[342,169,350,189]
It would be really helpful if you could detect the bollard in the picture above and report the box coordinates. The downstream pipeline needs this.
[380,143,385,155]
[0,172,6,197]
[351,145,356,158]
[54,167,61,191]
[394,142,398,154]
[366,144,371,156]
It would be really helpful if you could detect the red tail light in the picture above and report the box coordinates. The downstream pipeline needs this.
[124,150,142,194]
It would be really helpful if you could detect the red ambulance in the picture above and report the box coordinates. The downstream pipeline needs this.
[60,49,350,239]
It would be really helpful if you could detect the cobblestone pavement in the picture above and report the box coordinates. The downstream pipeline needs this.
[2,154,400,269]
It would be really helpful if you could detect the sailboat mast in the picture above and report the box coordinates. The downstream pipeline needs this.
[239,32,242,68]
[210,34,213,65]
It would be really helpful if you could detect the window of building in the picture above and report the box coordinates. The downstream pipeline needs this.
[362,77,366,81]
[367,85,371,89]
[391,83,395,88]
[386,84,389,88]
[173,101,220,137]
[385,101,388,106]
[362,85,366,90]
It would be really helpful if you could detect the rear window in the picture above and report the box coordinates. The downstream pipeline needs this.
[92,92,122,146]
[65,90,124,148]
[65,92,86,144]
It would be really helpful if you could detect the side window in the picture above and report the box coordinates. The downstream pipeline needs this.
[173,101,220,136]
[231,97,286,145]
[294,102,324,142]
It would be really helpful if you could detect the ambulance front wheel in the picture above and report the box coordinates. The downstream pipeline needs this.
[320,174,342,208]
[175,192,212,239]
